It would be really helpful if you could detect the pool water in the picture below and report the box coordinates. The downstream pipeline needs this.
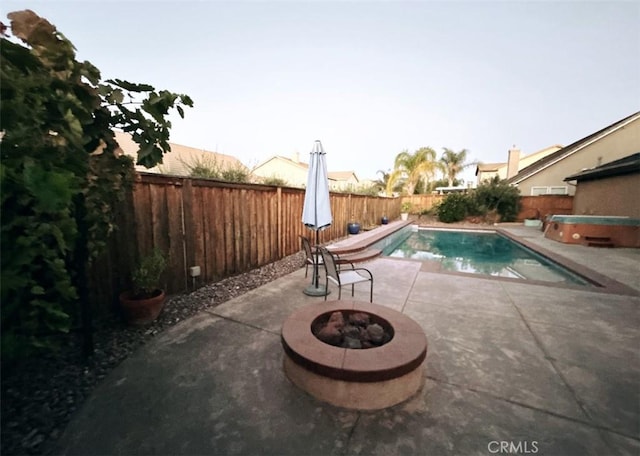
[379,228,593,286]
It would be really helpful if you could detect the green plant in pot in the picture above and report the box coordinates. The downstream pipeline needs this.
[401,201,412,221]
[119,249,167,325]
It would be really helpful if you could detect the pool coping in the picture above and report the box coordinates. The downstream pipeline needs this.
[325,220,413,254]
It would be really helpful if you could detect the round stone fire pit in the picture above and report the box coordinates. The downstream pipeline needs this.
[281,300,427,410]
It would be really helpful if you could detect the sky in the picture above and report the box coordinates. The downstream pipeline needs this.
[3,0,639,184]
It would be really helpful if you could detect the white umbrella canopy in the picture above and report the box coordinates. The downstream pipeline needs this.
[302,140,332,296]
[302,140,332,231]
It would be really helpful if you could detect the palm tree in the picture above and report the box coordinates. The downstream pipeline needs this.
[374,169,403,196]
[439,148,476,187]
[393,147,438,195]
[373,170,390,195]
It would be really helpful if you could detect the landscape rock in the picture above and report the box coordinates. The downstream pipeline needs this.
[316,323,343,346]
[367,323,385,344]
[327,311,345,329]
[348,312,370,326]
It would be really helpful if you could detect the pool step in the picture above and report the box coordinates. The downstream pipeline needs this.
[334,248,382,264]
[584,236,615,248]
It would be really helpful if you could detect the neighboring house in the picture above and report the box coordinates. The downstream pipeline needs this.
[251,153,359,190]
[251,154,309,187]
[114,131,247,176]
[507,111,640,196]
[475,144,562,184]
[327,170,359,191]
[563,152,640,218]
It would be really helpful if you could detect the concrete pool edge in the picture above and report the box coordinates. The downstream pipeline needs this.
[497,228,639,297]
[326,220,413,254]
[329,221,638,297]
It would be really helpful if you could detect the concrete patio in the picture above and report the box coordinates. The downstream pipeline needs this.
[54,225,639,455]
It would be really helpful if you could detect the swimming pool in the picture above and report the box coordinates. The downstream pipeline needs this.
[375,227,593,286]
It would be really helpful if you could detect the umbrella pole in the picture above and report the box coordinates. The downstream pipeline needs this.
[314,230,320,288]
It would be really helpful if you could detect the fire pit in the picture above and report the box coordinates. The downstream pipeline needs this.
[281,300,427,410]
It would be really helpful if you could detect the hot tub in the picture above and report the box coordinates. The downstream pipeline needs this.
[544,215,640,248]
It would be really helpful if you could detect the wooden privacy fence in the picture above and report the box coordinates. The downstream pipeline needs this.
[89,173,400,315]
[399,193,574,221]
[517,195,573,221]
[400,194,445,213]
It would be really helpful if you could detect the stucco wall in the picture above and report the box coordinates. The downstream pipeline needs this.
[516,117,640,196]
[252,159,307,187]
[573,173,640,218]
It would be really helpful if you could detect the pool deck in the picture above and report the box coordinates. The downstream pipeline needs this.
[53,222,640,456]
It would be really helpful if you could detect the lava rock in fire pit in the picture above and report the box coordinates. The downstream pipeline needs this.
[312,311,393,349]
[327,311,345,329]
[367,323,385,344]
[316,323,342,346]
[348,312,370,326]
[342,325,361,339]
[344,337,362,349]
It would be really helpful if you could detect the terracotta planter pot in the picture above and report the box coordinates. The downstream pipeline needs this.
[119,289,166,325]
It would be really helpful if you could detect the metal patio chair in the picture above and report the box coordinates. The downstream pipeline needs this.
[300,235,323,278]
[319,247,373,302]
[300,235,356,278]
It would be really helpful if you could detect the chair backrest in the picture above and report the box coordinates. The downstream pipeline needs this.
[300,235,314,262]
[319,247,340,284]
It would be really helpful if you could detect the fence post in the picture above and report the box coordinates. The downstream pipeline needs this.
[277,186,283,259]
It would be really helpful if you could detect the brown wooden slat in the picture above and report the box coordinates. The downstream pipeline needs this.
[202,186,213,281]
[166,183,186,292]
[223,188,235,275]
[210,187,224,280]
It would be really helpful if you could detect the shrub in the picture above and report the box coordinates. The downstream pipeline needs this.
[464,195,486,217]
[473,177,521,222]
[262,176,289,186]
[188,156,221,179]
[220,164,250,183]
[436,193,468,223]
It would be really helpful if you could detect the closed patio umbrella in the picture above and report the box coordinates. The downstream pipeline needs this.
[302,140,332,296]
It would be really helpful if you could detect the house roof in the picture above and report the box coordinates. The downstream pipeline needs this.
[252,155,357,182]
[475,163,503,175]
[328,171,359,182]
[114,131,245,175]
[563,152,640,182]
[507,111,640,185]
[474,145,563,176]
[251,155,308,172]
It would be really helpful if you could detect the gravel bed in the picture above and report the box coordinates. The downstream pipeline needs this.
[1,252,305,456]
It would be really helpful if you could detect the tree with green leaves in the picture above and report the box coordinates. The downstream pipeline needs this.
[373,169,402,196]
[0,10,193,362]
[439,147,476,187]
[393,147,438,195]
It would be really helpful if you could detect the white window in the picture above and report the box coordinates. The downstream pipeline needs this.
[530,186,568,196]
[548,186,568,195]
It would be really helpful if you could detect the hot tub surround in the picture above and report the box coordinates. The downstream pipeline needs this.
[544,215,640,248]
[281,300,427,410]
